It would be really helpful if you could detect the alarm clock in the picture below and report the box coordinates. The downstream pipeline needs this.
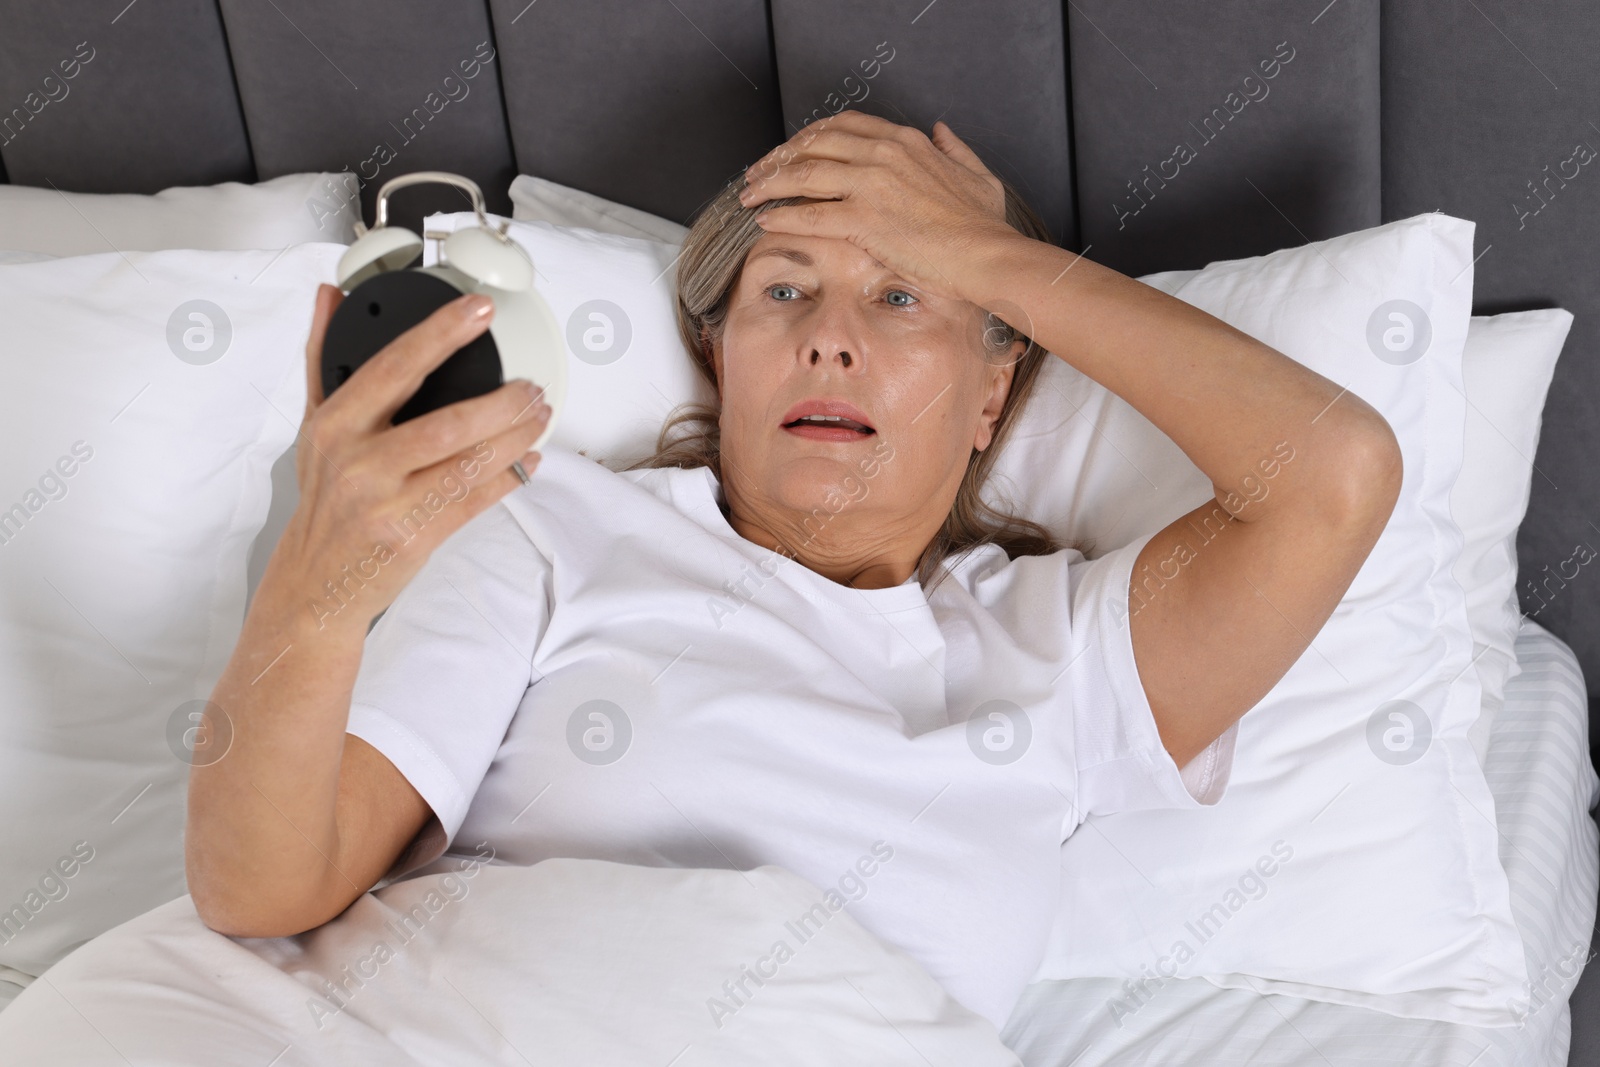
[321,171,566,482]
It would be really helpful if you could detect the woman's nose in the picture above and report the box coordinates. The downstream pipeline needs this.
[809,348,853,368]
[800,298,866,371]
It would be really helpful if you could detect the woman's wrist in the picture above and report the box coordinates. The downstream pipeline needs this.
[955,228,1057,321]
[250,546,378,649]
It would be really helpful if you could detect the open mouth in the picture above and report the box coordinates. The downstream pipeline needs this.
[780,401,876,442]
[782,414,875,439]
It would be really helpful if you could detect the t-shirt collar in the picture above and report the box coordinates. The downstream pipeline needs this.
[676,463,931,610]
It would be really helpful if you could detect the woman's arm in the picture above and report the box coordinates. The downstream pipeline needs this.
[186,286,552,937]
[187,578,432,937]
[960,235,1402,765]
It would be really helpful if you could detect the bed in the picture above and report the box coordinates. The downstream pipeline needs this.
[2,0,1597,1062]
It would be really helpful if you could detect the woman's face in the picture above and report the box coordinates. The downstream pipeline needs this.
[709,228,1022,554]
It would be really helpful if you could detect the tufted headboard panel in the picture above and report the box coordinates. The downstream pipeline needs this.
[1,0,1597,732]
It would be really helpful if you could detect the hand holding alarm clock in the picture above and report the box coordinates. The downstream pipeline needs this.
[259,172,568,635]
[321,170,568,483]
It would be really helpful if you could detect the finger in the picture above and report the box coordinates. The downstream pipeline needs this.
[745,127,883,185]
[379,378,550,474]
[303,284,344,419]
[752,198,856,241]
[932,120,1005,215]
[399,423,545,525]
[746,110,904,180]
[740,157,860,209]
[324,292,496,434]
[381,448,537,567]
[931,120,995,180]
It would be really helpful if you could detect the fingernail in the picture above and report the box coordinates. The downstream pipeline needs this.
[535,401,552,420]
[462,294,493,318]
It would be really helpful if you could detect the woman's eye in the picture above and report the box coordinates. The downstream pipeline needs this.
[762,283,916,306]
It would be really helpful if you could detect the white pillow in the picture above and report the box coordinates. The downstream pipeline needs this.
[1453,310,1572,762]
[0,245,342,987]
[0,172,360,256]
[1012,214,1528,1025]
[509,173,690,244]
[0,859,1023,1064]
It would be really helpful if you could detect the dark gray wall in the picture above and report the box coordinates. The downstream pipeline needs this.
[1383,2,1600,769]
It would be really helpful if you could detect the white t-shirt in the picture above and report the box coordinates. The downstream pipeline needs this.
[346,445,1235,1029]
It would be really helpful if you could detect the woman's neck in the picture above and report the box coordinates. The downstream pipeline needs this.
[717,486,922,590]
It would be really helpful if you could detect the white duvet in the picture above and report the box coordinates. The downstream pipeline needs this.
[0,855,1018,1066]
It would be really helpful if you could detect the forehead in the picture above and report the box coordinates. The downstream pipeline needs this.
[742,232,890,276]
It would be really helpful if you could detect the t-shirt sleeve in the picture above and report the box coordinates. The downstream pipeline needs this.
[1061,528,1237,822]
[345,497,552,882]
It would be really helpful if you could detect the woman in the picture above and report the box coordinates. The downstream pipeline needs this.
[186,111,1402,1030]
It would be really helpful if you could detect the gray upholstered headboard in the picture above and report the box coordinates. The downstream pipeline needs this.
[2,1,1596,720]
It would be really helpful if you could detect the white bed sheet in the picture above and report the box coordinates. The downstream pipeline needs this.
[0,972,21,1013]
[999,616,1600,1066]
[0,860,1022,1065]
